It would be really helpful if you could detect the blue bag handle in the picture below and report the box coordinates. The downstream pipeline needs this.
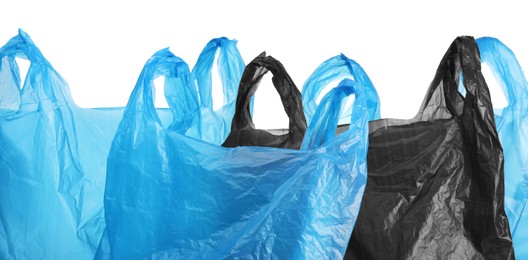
[190,37,244,143]
[122,48,200,134]
[302,54,380,125]
[301,78,379,150]
[476,37,528,128]
[191,37,244,111]
[0,29,75,111]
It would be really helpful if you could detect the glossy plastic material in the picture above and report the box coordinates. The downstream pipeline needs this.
[191,37,245,144]
[96,74,378,258]
[0,30,193,259]
[477,37,528,259]
[345,37,514,259]
[222,52,307,149]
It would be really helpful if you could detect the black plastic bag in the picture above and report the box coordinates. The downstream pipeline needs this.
[345,37,515,259]
[222,52,306,149]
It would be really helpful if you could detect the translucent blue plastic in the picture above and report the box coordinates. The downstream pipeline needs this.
[0,30,119,259]
[0,30,194,259]
[121,48,200,136]
[96,70,379,258]
[477,37,528,259]
[303,54,380,125]
[301,78,377,150]
[190,37,245,144]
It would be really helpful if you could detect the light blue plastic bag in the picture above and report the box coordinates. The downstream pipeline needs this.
[0,29,119,259]
[96,66,379,258]
[0,30,193,259]
[477,37,528,259]
[190,37,245,144]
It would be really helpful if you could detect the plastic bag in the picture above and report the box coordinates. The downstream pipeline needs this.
[477,37,528,259]
[96,69,379,258]
[0,29,120,259]
[0,30,194,259]
[191,37,245,144]
[345,36,514,259]
[222,52,306,149]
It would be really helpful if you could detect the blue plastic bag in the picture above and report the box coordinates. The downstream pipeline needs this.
[477,37,528,259]
[96,65,379,258]
[0,30,194,259]
[0,30,119,259]
[190,37,245,144]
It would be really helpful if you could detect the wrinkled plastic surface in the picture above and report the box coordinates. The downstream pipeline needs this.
[123,48,200,136]
[191,37,245,144]
[222,52,307,149]
[0,30,193,259]
[96,70,379,258]
[345,37,515,259]
[0,30,119,259]
[477,37,528,259]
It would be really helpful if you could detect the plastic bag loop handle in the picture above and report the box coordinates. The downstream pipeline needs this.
[302,54,380,124]
[477,37,528,104]
[191,37,244,110]
[301,79,363,149]
[0,29,74,106]
[0,29,46,65]
[476,37,528,126]
[124,48,199,132]
[418,37,493,120]
[230,52,307,137]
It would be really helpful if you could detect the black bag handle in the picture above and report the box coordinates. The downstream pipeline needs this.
[411,36,502,157]
[223,52,307,148]
[369,36,497,135]
[417,36,495,123]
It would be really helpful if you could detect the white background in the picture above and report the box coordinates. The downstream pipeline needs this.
[1,0,526,129]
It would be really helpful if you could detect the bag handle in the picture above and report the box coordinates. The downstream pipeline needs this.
[0,29,75,109]
[302,54,380,125]
[476,37,528,126]
[417,37,494,122]
[229,52,306,139]
[301,78,380,150]
[123,48,200,133]
[191,37,245,110]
